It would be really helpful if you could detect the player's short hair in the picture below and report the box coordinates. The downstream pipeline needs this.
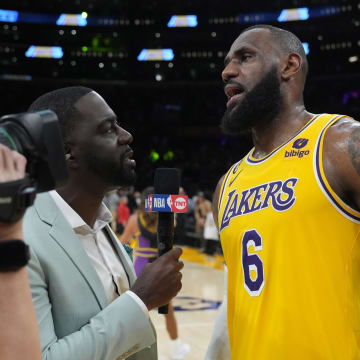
[241,24,308,77]
[28,86,94,141]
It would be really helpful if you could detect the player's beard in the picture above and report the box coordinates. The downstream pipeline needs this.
[85,151,136,188]
[220,65,282,135]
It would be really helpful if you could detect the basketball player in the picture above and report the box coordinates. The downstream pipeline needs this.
[213,24,360,359]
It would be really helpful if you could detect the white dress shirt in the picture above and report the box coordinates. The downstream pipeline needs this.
[49,191,148,316]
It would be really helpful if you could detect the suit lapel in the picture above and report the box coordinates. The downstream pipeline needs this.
[34,193,108,310]
[103,225,137,286]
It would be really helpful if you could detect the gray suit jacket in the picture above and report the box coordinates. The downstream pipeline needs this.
[23,192,157,360]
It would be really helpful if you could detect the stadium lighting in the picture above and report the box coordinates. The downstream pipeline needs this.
[150,151,160,162]
[56,14,87,26]
[302,42,310,55]
[277,7,309,22]
[0,9,19,23]
[137,49,174,61]
[25,46,64,59]
[167,15,198,27]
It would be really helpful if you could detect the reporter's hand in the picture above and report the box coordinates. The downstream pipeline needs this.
[130,247,184,310]
[0,144,27,241]
[0,144,26,182]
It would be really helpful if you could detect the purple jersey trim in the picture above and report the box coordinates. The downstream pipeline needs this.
[246,114,321,165]
[314,115,360,222]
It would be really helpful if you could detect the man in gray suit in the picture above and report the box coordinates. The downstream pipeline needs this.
[24,87,183,360]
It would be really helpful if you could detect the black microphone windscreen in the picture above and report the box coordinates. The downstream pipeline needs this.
[154,168,180,194]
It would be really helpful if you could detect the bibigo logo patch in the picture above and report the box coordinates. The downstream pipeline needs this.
[284,138,310,158]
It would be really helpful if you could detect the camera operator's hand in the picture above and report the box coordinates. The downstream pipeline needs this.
[0,143,41,359]
[130,247,183,310]
[0,144,26,182]
[0,144,26,241]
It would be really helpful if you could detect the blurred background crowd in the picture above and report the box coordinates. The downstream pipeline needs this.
[103,186,222,256]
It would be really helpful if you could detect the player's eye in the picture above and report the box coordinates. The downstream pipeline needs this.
[241,54,252,62]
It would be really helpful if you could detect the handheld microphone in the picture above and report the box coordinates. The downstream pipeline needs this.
[154,168,180,314]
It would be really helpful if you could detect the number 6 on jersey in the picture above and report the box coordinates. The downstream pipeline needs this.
[242,229,265,296]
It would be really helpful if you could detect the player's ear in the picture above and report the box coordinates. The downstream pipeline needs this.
[280,53,302,81]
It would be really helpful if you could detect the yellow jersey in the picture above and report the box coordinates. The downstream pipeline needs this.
[218,114,360,359]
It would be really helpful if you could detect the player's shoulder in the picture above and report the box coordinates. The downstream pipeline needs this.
[322,116,358,155]
[322,115,360,195]
[323,115,359,154]
[325,115,359,142]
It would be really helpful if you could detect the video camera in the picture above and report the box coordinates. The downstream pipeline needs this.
[0,110,68,223]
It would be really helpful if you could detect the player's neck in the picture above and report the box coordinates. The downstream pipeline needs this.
[251,105,313,159]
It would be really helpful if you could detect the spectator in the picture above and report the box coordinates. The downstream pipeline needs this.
[194,191,212,250]
[203,211,220,255]
[117,195,130,234]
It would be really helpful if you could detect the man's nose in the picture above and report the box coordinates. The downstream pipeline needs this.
[222,62,239,82]
[118,128,133,145]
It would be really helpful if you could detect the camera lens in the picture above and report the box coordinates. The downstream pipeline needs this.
[0,119,26,155]
[0,127,19,151]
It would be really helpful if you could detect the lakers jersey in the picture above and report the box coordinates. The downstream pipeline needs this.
[218,114,360,359]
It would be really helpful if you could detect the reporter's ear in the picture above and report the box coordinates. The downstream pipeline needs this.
[65,152,78,170]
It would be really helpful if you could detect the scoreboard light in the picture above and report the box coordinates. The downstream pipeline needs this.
[56,13,87,26]
[137,49,174,61]
[167,15,198,27]
[0,9,18,22]
[277,7,309,22]
[25,46,64,59]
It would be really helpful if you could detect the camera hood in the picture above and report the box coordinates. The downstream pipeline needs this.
[0,110,68,192]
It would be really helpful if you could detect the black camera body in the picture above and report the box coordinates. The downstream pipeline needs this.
[0,110,68,222]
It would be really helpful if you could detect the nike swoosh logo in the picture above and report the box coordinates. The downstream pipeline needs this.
[229,169,243,187]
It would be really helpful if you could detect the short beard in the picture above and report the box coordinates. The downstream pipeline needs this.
[221,65,282,135]
[85,152,136,188]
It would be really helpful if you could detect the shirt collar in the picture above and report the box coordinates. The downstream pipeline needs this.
[49,190,113,234]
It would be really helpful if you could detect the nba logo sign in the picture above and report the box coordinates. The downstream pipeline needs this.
[145,194,188,213]
[145,194,153,211]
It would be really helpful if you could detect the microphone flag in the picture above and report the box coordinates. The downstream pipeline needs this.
[145,194,188,213]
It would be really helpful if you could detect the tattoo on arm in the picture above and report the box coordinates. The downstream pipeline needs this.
[348,127,360,176]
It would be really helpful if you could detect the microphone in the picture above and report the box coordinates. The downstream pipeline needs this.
[154,168,180,314]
